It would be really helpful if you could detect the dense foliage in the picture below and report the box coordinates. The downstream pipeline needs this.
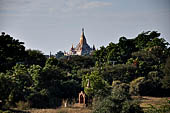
[0,32,47,72]
[0,31,170,113]
[93,31,170,96]
[0,32,26,72]
[93,84,144,113]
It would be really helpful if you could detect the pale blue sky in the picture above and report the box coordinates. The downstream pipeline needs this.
[0,0,170,54]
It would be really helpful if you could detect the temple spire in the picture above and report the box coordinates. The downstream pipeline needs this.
[81,28,84,36]
[80,28,86,45]
[66,28,95,56]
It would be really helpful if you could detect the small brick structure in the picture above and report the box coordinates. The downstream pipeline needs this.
[79,91,86,104]
[73,91,87,108]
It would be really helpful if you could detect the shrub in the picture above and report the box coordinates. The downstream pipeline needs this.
[129,77,154,96]
[16,101,30,110]
[0,110,12,113]
[129,77,145,96]
[162,57,170,89]
[93,84,144,113]
[112,80,129,93]
[112,80,122,86]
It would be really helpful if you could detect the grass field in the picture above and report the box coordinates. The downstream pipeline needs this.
[25,96,170,113]
[27,107,92,113]
[2,96,169,113]
[133,96,170,109]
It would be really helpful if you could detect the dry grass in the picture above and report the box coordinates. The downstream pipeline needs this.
[23,96,170,113]
[133,96,170,109]
[27,107,92,113]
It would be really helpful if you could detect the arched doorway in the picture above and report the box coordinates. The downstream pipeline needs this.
[80,95,84,103]
[79,91,86,104]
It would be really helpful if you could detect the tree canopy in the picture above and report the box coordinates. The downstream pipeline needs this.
[0,31,170,112]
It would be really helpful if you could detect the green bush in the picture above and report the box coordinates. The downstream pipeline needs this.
[3,111,12,113]
[112,80,129,93]
[129,77,154,96]
[129,77,145,96]
[112,80,122,86]
[16,101,30,110]
[0,110,12,113]
[93,84,144,113]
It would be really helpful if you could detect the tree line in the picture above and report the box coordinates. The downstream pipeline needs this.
[0,31,170,113]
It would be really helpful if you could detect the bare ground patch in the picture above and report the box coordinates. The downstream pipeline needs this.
[26,107,92,113]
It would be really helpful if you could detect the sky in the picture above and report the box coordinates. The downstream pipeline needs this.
[0,0,170,55]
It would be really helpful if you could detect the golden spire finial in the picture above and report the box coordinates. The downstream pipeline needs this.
[81,28,84,36]
[80,28,87,45]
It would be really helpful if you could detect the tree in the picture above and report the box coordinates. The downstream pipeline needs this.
[28,65,42,91]
[130,49,164,78]
[94,46,107,64]
[25,49,46,67]
[82,71,109,97]
[112,80,129,93]
[101,64,137,83]
[45,57,59,66]
[117,37,137,64]
[106,42,121,64]
[94,31,168,66]
[0,73,12,107]
[0,32,26,72]
[93,83,143,113]
[134,31,160,50]
[162,57,170,89]
[8,64,32,105]
[58,55,95,75]
[61,79,81,99]
[129,77,156,96]
[55,51,64,59]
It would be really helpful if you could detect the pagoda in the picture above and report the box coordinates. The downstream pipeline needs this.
[65,28,95,56]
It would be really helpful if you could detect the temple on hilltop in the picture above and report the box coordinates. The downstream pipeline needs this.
[64,28,95,56]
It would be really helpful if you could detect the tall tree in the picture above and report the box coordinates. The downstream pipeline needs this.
[25,49,47,67]
[0,32,26,72]
[55,51,64,59]
[162,57,170,89]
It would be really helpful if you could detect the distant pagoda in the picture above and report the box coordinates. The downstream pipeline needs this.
[65,28,95,56]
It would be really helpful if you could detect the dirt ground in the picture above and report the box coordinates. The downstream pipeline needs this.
[27,107,92,113]
[18,96,170,113]
[133,96,170,109]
